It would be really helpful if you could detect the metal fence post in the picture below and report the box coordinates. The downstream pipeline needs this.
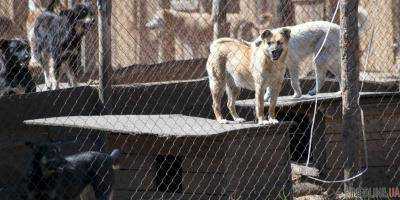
[340,0,363,193]
[97,0,112,114]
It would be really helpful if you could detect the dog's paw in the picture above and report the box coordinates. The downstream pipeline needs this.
[268,118,279,124]
[307,90,316,96]
[233,117,246,123]
[217,119,229,124]
[257,118,279,125]
[257,120,270,125]
[293,93,302,98]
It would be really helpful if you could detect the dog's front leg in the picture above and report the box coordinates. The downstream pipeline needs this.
[48,68,58,90]
[40,60,52,90]
[267,79,283,124]
[43,68,51,89]
[63,64,78,88]
[255,82,267,124]
[288,61,302,98]
[48,58,60,90]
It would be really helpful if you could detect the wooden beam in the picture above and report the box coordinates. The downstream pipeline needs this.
[340,0,363,192]
[392,0,400,87]
[277,0,295,26]
[68,0,76,7]
[329,0,340,23]
[158,0,175,62]
[97,0,112,114]
[11,0,28,37]
[138,1,150,63]
[212,0,229,39]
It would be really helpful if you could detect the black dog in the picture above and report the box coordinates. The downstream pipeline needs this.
[31,3,94,90]
[25,142,120,200]
[0,38,35,97]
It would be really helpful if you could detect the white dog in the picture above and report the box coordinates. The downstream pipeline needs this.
[247,7,369,99]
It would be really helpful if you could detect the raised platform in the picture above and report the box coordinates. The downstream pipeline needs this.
[24,114,288,137]
[236,91,397,107]
[23,114,294,199]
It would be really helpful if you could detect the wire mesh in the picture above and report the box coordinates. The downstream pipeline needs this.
[0,0,399,199]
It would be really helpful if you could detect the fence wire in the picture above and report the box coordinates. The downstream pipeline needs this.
[0,0,400,199]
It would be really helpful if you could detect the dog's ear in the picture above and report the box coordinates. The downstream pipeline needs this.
[280,28,291,40]
[260,29,272,40]
[254,38,262,47]
[0,39,9,51]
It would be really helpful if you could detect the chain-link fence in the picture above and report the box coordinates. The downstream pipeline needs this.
[0,0,400,199]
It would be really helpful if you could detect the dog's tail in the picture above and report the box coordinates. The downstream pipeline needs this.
[110,149,121,169]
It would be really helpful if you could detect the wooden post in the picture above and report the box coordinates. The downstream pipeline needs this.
[97,0,112,114]
[11,0,28,38]
[158,0,175,62]
[340,0,362,193]
[329,0,340,23]
[277,0,295,26]
[138,1,151,64]
[68,0,76,7]
[212,0,229,39]
[393,0,400,89]
[311,111,327,174]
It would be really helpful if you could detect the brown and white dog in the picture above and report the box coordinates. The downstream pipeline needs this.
[30,2,94,90]
[206,28,291,124]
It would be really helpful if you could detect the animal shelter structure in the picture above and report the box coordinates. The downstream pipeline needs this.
[0,0,400,199]
[24,115,293,199]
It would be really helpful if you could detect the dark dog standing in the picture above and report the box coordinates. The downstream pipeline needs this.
[25,142,120,200]
[0,39,35,97]
[31,3,94,90]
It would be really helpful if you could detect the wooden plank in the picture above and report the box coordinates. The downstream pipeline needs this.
[212,0,229,39]
[226,160,291,190]
[182,172,225,194]
[325,148,392,168]
[225,142,289,173]
[111,59,207,84]
[114,190,230,200]
[97,0,112,113]
[108,131,288,164]
[277,0,295,26]
[158,0,175,62]
[326,139,399,154]
[117,153,225,173]
[236,92,399,109]
[0,86,100,130]
[325,116,400,136]
[115,169,226,194]
[324,166,394,187]
[25,115,274,137]
[115,169,154,191]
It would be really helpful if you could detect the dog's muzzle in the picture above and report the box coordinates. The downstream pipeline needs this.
[271,49,283,61]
